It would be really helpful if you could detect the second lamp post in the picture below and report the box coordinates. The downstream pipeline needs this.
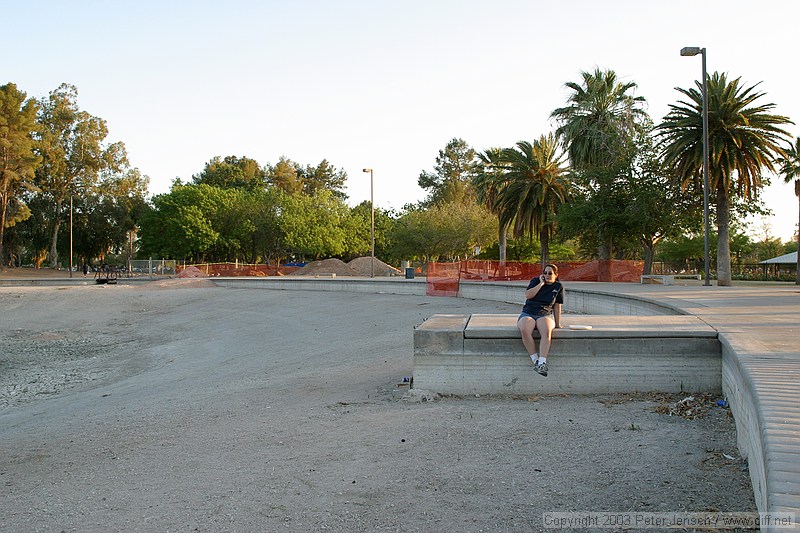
[362,168,375,278]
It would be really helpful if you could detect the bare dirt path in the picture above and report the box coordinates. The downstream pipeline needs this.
[0,280,755,532]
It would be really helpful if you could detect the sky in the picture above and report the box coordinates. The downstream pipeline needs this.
[5,0,799,243]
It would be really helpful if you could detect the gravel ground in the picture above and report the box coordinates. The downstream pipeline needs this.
[0,278,756,532]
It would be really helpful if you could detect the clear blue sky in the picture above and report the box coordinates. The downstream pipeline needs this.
[6,0,799,242]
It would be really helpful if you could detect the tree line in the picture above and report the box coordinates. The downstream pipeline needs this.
[2,70,799,284]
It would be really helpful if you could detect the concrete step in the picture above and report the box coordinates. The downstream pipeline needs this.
[414,314,721,395]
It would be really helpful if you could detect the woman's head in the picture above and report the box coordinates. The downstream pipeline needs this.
[543,264,558,280]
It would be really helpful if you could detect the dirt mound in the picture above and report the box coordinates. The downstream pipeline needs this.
[288,258,360,277]
[347,257,401,277]
[176,266,206,278]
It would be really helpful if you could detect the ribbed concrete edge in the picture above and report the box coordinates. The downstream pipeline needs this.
[720,333,800,528]
[203,277,796,526]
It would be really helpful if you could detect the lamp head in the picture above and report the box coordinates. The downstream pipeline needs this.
[680,47,702,56]
[362,168,372,173]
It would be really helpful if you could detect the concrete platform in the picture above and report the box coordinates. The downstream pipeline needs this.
[413,314,721,395]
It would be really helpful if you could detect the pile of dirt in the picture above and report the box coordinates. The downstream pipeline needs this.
[288,258,360,277]
[347,257,401,277]
[176,266,206,278]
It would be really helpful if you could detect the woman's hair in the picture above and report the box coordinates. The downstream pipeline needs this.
[545,264,558,277]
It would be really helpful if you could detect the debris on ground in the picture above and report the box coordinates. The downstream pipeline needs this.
[402,389,439,403]
[655,393,714,419]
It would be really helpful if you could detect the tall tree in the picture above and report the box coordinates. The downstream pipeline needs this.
[550,68,647,267]
[279,189,351,259]
[658,72,792,285]
[494,135,570,265]
[299,159,348,200]
[418,138,478,206]
[0,83,40,266]
[35,83,128,268]
[138,183,220,261]
[626,121,702,274]
[268,156,303,195]
[474,148,508,263]
[776,136,800,284]
[193,155,267,190]
[389,201,496,262]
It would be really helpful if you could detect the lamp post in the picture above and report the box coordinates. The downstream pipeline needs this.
[680,46,711,286]
[362,168,375,278]
[69,194,74,278]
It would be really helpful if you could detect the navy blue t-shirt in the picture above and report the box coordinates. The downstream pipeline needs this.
[521,279,564,316]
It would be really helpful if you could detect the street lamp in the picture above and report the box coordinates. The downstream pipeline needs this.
[362,168,375,278]
[680,46,711,286]
[69,194,74,278]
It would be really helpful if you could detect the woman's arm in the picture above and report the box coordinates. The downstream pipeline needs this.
[524,276,545,300]
[553,303,562,328]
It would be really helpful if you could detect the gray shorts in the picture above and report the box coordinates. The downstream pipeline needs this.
[518,311,553,322]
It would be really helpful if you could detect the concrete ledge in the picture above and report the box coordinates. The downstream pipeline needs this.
[640,274,702,285]
[414,314,721,395]
[458,281,686,316]
[213,276,427,296]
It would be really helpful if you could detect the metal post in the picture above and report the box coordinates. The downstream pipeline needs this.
[681,46,711,286]
[363,168,375,278]
[701,48,711,286]
[701,48,711,287]
[69,195,73,278]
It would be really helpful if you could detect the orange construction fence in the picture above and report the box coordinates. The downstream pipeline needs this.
[426,260,644,297]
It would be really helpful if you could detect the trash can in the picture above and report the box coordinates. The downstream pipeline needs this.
[405,267,415,279]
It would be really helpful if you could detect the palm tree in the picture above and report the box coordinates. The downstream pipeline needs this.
[777,137,800,284]
[658,72,792,286]
[473,148,509,263]
[550,68,647,263]
[494,134,570,265]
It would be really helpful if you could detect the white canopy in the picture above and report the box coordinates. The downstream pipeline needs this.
[760,251,798,264]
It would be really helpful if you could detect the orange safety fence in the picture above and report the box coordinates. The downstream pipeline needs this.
[427,260,645,297]
[425,262,462,297]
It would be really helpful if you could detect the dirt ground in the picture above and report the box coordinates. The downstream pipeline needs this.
[0,273,756,532]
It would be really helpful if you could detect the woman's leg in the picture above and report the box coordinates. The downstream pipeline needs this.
[517,316,538,357]
[535,316,556,358]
